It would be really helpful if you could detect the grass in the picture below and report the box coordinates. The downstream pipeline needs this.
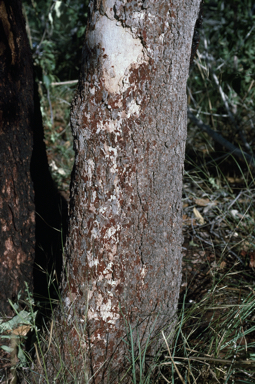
[1,147,255,383]
[1,248,255,383]
[1,40,255,382]
[172,149,255,383]
[160,271,255,383]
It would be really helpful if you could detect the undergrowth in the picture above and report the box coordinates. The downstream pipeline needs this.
[1,153,255,383]
[1,228,255,384]
[1,1,255,382]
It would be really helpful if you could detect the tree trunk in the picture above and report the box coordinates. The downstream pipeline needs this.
[0,0,35,316]
[60,0,201,382]
[0,0,68,318]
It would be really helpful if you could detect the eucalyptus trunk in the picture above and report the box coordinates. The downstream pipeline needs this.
[61,0,201,382]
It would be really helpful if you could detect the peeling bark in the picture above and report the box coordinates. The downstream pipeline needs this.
[0,0,35,316]
[60,0,201,382]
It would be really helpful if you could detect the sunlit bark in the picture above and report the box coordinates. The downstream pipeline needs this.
[59,1,201,382]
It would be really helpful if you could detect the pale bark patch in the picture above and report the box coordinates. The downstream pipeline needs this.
[87,12,148,93]
[4,238,14,256]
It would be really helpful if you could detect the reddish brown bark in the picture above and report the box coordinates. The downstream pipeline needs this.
[58,0,201,382]
[0,0,35,316]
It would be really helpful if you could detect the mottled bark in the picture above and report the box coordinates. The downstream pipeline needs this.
[60,0,201,382]
[0,0,35,316]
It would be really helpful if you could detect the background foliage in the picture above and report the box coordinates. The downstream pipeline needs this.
[187,0,255,168]
[22,0,255,191]
[23,0,89,84]
[22,0,90,191]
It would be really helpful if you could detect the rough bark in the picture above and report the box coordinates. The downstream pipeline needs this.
[0,0,68,318]
[60,0,201,382]
[0,0,35,316]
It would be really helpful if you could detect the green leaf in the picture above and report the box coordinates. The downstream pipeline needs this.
[0,335,12,339]
[1,345,14,353]
[77,26,86,38]
[43,74,51,89]
[18,345,27,365]
[0,310,33,334]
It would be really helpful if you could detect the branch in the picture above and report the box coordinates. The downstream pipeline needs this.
[39,80,78,86]
[187,109,255,167]
[202,36,253,155]
[51,80,78,86]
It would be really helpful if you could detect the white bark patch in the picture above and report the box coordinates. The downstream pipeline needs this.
[88,297,120,324]
[105,225,120,239]
[85,159,95,187]
[141,265,147,286]
[87,249,99,268]
[87,12,148,93]
[4,238,14,256]
[127,99,141,117]
[101,0,115,20]
[96,120,123,144]
[64,296,71,308]
[100,299,117,322]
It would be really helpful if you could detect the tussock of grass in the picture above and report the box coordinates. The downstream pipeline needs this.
[160,277,255,383]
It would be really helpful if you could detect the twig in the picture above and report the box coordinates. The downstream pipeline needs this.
[160,372,171,383]
[39,80,78,86]
[209,229,245,266]
[47,88,54,127]
[189,106,228,117]
[162,355,255,366]
[194,233,214,248]
[51,80,78,86]
[227,191,242,210]
[162,331,186,384]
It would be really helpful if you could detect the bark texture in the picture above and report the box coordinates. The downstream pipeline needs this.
[0,0,67,318]
[0,0,35,316]
[61,0,201,382]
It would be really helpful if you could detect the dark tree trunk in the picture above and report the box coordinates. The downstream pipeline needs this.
[0,0,35,316]
[57,0,201,382]
[0,0,67,318]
